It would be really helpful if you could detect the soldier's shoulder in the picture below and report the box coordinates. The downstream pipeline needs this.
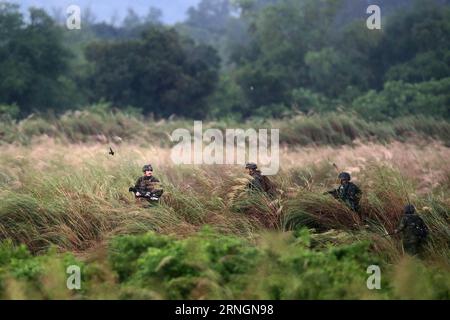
[403,214,418,223]
[350,182,361,190]
[251,173,263,181]
[412,214,424,223]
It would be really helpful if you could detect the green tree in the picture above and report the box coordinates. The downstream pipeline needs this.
[85,27,220,118]
[380,0,450,83]
[352,78,450,121]
[231,0,344,112]
[0,3,78,115]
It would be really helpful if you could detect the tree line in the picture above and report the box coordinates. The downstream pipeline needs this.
[0,0,449,120]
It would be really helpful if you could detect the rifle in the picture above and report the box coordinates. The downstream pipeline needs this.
[332,162,339,174]
[382,231,399,237]
[323,162,340,198]
[129,187,163,201]
[324,189,339,199]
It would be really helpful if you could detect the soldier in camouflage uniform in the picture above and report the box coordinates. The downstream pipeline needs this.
[129,164,163,203]
[326,172,362,213]
[245,163,276,197]
[395,204,428,256]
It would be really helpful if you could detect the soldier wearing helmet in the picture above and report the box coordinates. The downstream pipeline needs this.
[326,172,362,212]
[245,162,276,197]
[395,204,429,256]
[129,164,163,202]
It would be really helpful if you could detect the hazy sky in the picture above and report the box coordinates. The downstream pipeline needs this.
[17,0,201,24]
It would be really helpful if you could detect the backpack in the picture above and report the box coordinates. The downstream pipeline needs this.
[261,175,277,196]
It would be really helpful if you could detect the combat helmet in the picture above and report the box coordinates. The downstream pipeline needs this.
[142,164,153,172]
[338,172,351,181]
[245,162,258,170]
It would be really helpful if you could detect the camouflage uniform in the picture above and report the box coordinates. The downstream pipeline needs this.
[130,164,164,203]
[330,182,362,212]
[134,176,162,195]
[246,163,276,197]
[327,173,362,212]
[397,205,428,255]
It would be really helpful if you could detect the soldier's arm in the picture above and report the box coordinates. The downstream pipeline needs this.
[397,217,406,232]
[134,177,143,189]
[249,177,264,191]
[355,185,362,197]
[419,217,429,232]
[150,177,161,189]
[325,188,338,198]
[347,185,361,203]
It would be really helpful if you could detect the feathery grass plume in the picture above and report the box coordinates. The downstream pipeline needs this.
[229,176,282,230]
[418,199,450,262]
[359,165,415,234]
[286,161,336,191]
[2,109,450,146]
[283,191,361,232]
[0,126,449,299]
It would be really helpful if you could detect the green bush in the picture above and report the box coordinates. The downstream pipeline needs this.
[108,228,261,298]
[352,78,450,121]
[106,229,390,299]
[0,104,19,121]
[291,88,335,113]
[109,232,171,281]
[0,241,89,299]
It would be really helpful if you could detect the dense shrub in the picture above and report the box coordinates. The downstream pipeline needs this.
[352,78,450,121]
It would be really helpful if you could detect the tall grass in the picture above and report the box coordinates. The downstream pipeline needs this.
[1,107,449,146]
[0,136,449,299]
[0,141,448,258]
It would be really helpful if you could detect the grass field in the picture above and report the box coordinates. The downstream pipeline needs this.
[0,114,449,299]
[1,106,450,147]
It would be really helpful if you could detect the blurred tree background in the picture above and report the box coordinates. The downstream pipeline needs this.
[0,0,449,120]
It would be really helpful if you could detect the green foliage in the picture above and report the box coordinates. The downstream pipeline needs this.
[85,27,220,118]
[0,240,90,299]
[176,0,244,65]
[109,229,368,299]
[0,240,31,266]
[1,0,450,120]
[1,110,449,147]
[291,88,336,113]
[385,50,450,83]
[267,240,377,299]
[0,138,448,299]
[225,0,450,119]
[109,232,171,281]
[0,4,80,115]
[1,229,448,299]
[105,229,449,299]
[208,74,248,120]
[0,104,19,120]
[108,229,260,298]
[352,78,450,121]
[0,0,449,300]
